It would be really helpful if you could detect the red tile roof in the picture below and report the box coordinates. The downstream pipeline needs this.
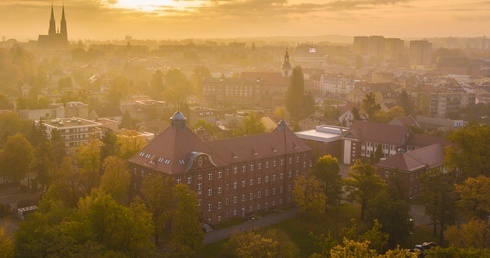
[347,121,411,146]
[377,143,444,172]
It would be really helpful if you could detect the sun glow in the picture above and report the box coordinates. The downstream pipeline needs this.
[113,0,184,12]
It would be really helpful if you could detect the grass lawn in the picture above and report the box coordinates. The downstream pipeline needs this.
[203,204,361,257]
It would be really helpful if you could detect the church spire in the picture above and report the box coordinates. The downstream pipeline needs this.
[281,48,292,77]
[60,4,67,41]
[48,4,56,36]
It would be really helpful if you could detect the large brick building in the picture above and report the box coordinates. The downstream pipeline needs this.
[128,112,311,225]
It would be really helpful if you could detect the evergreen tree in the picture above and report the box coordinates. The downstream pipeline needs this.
[286,66,305,121]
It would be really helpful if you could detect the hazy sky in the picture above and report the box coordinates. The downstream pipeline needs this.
[0,0,488,40]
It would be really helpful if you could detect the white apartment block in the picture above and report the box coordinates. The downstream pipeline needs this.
[37,117,102,154]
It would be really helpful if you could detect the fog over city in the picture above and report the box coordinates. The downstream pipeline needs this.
[0,1,489,258]
[0,0,488,40]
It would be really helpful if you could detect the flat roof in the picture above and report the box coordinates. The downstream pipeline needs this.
[41,117,102,128]
[295,125,345,143]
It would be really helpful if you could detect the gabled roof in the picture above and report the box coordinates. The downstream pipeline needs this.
[345,121,411,146]
[406,133,446,148]
[129,114,311,175]
[389,115,420,128]
[377,143,444,172]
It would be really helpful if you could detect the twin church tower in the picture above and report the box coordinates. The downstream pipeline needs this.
[38,4,68,48]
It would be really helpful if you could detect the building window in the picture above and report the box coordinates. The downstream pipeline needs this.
[218,169,222,178]
[258,162,262,169]
[198,172,202,179]
[242,180,245,187]
[273,174,276,181]
[208,204,212,212]
[265,189,269,196]
[288,184,292,191]
[273,160,277,167]
[289,157,292,164]
[218,186,222,194]
[234,196,237,204]
[234,181,237,189]
[198,197,202,206]
[303,162,307,168]
[226,198,229,205]
[296,156,300,163]
[273,188,276,195]
[187,176,192,184]
[242,194,245,202]
[250,179,253,186]
[218,202,222,210]
[208,187,212,196]
[250,164,254,171]
[234,166,238,174]
[258,177,261,184]
[280,186,283,193]
[385,171,390,179]
[280,159,284,165]
[266,161,269,168]
[233,209,237,216]
[242,165,246,172]
[288,171,292,178]
[176,176,181,184]
[218,216,221,222]
[198,180,202,190]
[280,173,284,180]
[208,172,212,180]
[257,191,261,198]
[265,176,269,183]
[250,193,254,200]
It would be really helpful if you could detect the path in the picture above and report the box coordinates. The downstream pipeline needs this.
[204,208,298,244]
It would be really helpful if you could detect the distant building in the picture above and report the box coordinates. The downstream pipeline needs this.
[38,5,68,49]
[376,143,445,198]
[428,92,475,118]
[409,40,432,66]
[37,117,102,154]
[341,121,445,165]
[295,125,347,160]
[353,36,404,62]
[128,112,312,225]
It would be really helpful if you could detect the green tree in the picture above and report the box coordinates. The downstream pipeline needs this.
[117,130,145,160]
[194,119,217,137]
[31,140,56,193]
[0,225,14,258]
[293,175,327,216]
[76,139,102,192]
[100,156,130,204]
[242,113,266,136]
[286,66,306,121]
[454,175,490,220]
[192,65,211,95]
[140,174,175,246]
[100,130,119,161]
[330,238,378,258]
[420,168,457,246]
[344,162,386,220]
[222,229,298,258]
[0,134,33,183]
[169,184,204,256]
[358,219,389,253]
[398,90,415,115]
[445,219,490,249]
[163,68,192,104]
[446,124,490,178]
[311,155,343,206]
[361,92,381,119]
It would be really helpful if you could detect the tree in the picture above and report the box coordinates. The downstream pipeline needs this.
[0,134,33,183]
[311,155,343,206]
[106,76,130,106]
[242,113,266,136]
[370,145,383,164]
[420,168,457,246]
[222,229,298,258]
[398,90,415,115]
[100,131,119,161]
[293,175,326,216]
[357,220,389,253]
[31,140,56,193]
[330,238,378,258]
[150,70,165,99]
[76,140,102,192]
[194,119,217,137]
[361,92,381,119]
[454,175,490,220]
[285,66,306,121]
[117,130,145,160]
[445,219,490,248]
[446,124,490,178]
[169,184,204,256]
[192,65,211,95]
[344,162,386,220]
[100,156,130,204]
[140,174,175,246]
[163,68,192,104]
[0,225,14,258]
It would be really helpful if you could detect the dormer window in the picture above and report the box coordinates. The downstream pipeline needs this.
[139,152,145,157]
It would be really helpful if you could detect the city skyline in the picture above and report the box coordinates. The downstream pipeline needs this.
[0,0,488,41]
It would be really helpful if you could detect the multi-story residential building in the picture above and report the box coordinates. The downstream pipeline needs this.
[128,112,311,225]
[353,36,404,62]
[318,74,356,96]
[341,121,445,165]
[409,40,432,66]
[38,117,102,154]
[428,92,475,118]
